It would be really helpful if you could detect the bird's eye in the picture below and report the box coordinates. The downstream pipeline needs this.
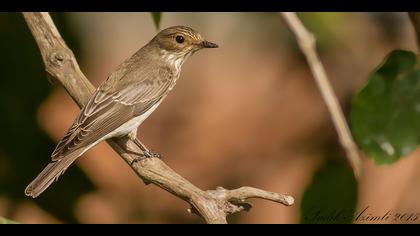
[175,35,184,44]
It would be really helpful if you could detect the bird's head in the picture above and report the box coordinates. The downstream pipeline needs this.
[152,26,218,59]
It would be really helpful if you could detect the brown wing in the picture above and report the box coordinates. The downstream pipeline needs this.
[51,64,174,161]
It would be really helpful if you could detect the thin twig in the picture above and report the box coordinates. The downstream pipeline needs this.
[280,12,363,178]
[22,12,294,224]
[208,187,295,206]
[408,13,420,53]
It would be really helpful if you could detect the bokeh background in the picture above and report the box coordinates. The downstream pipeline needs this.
[0,12,419,224]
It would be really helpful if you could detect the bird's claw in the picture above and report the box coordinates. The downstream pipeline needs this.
[130,149,163,166]
[144,150,163,159]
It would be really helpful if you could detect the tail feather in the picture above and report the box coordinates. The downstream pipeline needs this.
[25,149,84,198]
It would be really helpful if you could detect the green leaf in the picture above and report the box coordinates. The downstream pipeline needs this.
[151,12,161,30]
[351,50,420,164]
[300,160,358,224]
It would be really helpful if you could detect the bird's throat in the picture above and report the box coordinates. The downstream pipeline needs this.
[160,50,187,75]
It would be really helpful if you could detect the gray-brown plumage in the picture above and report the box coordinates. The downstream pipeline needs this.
[25,26,218,198]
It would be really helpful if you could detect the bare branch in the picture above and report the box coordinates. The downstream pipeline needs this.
[22,12,294,224]
[211,186,295,206]
[280,12,363,179]
[409,12,420,52]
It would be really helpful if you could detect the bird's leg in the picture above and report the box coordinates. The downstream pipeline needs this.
[128,130,163,164]
[132,138,164,160]
[128,130,149,153]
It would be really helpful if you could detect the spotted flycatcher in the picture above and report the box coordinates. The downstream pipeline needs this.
[25,26,218,198]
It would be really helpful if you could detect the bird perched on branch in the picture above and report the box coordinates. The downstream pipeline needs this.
[25,26,218,198]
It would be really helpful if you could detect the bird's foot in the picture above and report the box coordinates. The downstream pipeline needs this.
[144,149,163,159]
[130,149,163,166]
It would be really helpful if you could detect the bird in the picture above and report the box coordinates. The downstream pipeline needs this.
[25,26,218,198]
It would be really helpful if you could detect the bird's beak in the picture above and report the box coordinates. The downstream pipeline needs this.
[200,40,218,48]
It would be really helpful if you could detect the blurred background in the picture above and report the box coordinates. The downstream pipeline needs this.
[0,12,419,224]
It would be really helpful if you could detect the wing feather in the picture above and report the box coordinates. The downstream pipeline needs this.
[51,63,174,161]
